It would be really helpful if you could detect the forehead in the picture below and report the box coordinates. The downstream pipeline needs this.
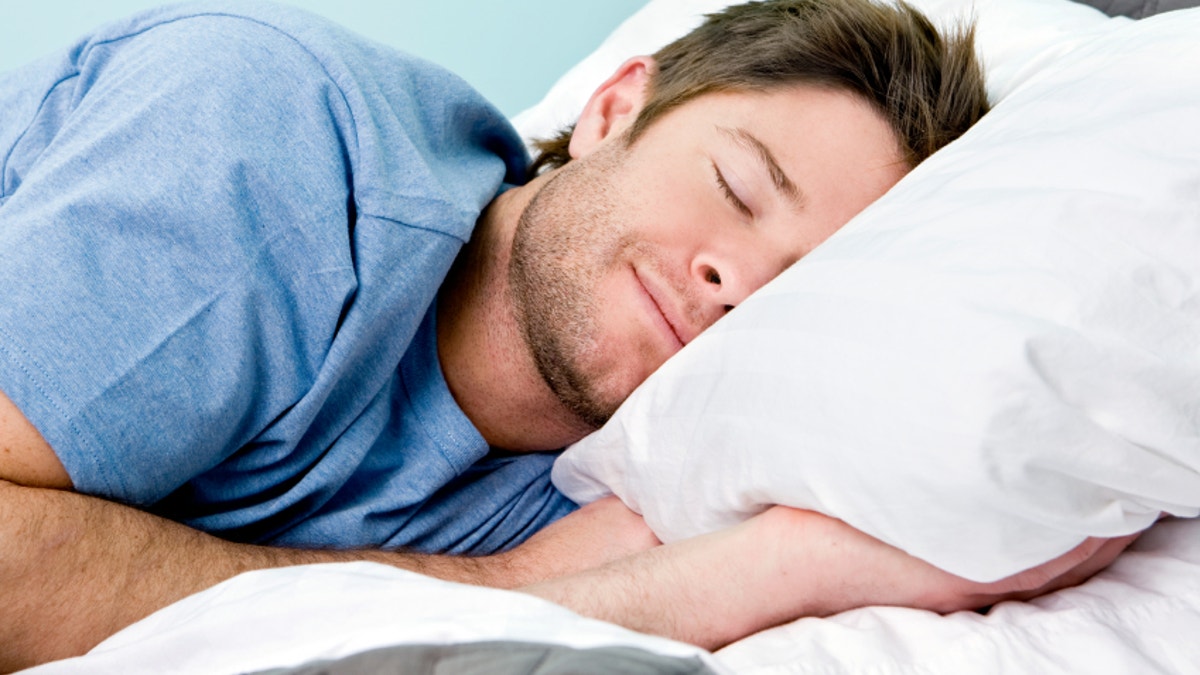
[663,84,902,160]
[637,85,908,216]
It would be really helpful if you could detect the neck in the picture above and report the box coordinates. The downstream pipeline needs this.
[436,177,595,452]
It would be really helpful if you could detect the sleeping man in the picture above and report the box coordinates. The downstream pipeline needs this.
[0,0,1136,669]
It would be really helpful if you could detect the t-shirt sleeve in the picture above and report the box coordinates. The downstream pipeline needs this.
[0,15,360,504]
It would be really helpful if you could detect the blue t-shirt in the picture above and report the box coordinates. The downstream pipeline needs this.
[0,0,577,554]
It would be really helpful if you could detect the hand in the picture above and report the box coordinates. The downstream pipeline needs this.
[493,496,660,587]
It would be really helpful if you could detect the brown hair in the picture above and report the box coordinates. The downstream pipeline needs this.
[529,0,988,174]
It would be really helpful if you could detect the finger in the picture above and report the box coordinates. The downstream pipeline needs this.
[1042,533,1139,591]
[991,537,1108,595]
[1009,532,1141,601]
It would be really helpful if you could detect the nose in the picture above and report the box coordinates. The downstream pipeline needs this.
[691,251,788,315]
[695,264,736,314]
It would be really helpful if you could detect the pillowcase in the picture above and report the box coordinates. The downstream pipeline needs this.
[528,0,1200,582]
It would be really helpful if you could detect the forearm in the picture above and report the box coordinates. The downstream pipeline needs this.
[525,506,1141,652]
[523,508,823,650]
[0,481,516,672]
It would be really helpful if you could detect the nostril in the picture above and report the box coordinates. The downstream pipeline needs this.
[705,268,722,286]
[723,304,734,313]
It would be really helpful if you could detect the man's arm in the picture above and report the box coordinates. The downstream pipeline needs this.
[0,390,70,489]
[0,479,658,672]
[524,505,1140,650]
[0,388,660,671]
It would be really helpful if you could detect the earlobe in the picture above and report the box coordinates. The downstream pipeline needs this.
[568,56,655,160]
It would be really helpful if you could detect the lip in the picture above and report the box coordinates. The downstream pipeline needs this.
[633,265,691,350]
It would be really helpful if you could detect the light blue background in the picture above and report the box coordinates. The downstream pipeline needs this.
[0,0,647,117]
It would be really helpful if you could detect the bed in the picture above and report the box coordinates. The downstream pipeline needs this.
[23,0,1200,672]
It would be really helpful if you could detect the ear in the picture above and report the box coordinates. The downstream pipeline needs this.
[568,56,655,160]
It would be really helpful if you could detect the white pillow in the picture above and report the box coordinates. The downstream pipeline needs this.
[539,2,1200,582]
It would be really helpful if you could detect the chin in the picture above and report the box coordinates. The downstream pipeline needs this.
[599,368,656,415]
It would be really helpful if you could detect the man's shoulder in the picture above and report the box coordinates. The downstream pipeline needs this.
[71,0,526,238]
[78,0,410,85]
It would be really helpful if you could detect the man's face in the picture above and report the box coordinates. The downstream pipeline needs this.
[509,84,907,429]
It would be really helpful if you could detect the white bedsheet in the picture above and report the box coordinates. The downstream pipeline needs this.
[716,517,1200,673]
[25,518,1200,674]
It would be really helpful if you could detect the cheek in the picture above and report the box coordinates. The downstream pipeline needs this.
[583,272,672,395]
[618,152,715,235]
[824,164,907,227]
[593,269,653,349]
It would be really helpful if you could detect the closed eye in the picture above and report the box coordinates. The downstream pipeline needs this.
[712,162,752,218]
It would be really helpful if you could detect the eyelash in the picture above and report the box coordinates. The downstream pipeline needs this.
[712,163,752,218]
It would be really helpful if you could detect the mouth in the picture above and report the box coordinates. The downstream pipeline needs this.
[633,265,688,350]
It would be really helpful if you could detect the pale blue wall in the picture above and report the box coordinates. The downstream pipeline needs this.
[0,0,647,117]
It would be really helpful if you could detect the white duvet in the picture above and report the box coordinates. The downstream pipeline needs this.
[26,517,1200,674]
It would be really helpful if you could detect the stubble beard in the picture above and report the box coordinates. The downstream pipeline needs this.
[508,148,627,431]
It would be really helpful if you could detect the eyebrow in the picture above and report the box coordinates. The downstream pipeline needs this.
[718,126,806,210]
